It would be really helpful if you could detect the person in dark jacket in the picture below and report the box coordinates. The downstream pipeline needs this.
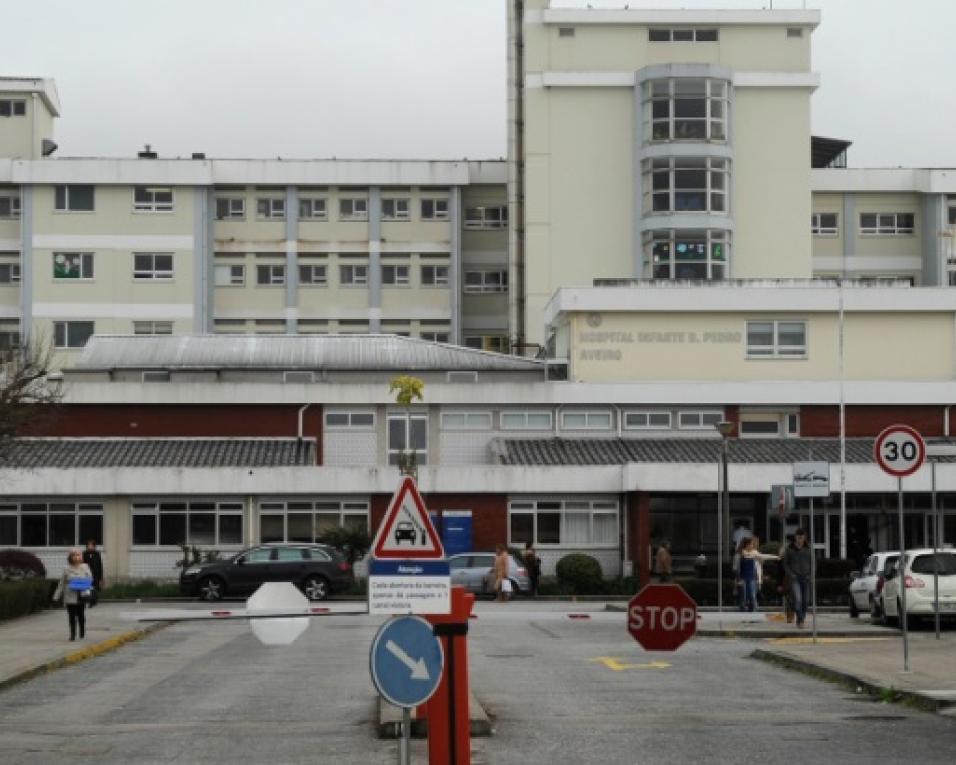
[82,539,104,605]
[784,528,813,628]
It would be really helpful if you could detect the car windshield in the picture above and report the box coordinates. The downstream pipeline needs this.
[911,553,956,576]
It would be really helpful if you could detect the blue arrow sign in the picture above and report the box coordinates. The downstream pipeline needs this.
[370,615,444,708]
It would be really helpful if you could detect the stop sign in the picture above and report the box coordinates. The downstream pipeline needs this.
[627,584,697,651]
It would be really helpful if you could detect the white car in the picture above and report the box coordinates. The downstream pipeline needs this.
[848,552,899,618]
[879,548,956,627]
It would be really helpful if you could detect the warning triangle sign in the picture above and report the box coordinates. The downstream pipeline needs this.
[371,476,445,559]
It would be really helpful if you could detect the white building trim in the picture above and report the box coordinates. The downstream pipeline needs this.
[733,72,820,90]
[33,302,194,319]
[812,168,956,194]
[540,9,821,27]
[531,71,820,91]
[813,256,922,273]
[33,234,194,250]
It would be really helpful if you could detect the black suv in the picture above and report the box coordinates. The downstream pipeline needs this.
[179,543,353,602]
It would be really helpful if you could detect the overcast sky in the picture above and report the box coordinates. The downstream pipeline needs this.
[6,0,954,168]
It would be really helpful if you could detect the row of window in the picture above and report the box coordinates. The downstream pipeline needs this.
[812,212,916,236]
[643,157,728,215]
[49,252,172,281]
[218,196,451,223]
[216,262,507,291]
[325,408,728,434]
[646,228,728,281]
[643,78,728,143]
[0,99,27,117]
[510,500,619,547]
[0,502,103,547]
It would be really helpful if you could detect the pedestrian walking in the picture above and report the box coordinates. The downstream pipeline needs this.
[82,539,104,606]
[784,528,813,628]
[778,535,796,623]
[52,549,94,641]
[494,544,511,602]
[737,537,779,612]
[522,541,541,597]
[655,540,673,583]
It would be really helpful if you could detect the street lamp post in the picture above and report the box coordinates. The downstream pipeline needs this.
[715,421,734,614]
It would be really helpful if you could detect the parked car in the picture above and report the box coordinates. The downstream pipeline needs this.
[878,548,956,627]
[848,552,899,618]
[448,551,531,597]
[179,543,353,602]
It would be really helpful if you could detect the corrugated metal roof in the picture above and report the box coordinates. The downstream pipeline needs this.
[0,439,315,468]
[72,335,544,373]
[493,437,956,466]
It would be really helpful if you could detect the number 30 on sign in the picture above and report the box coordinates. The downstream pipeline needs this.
[874,425,926,478]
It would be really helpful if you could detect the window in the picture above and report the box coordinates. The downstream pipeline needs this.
[464,270,508,293]
[0,191,20,219]
[53,321,95,349]
[132,500,243,546]
[624,411,672,430]
[421,198,449,220]
[388,413,428,466]
[215,197,245,220]
[677,410,723,430]
[464,335,508,353]
[501,411,553,430]
[0,99,27,117]
[340,264,368,286]
[464,206,508,229]
[643,156,728,214]
[133,321,173,335]
[339,198,368,221]
[298,198,327,220]
[860,213,915,235]
[561,411,612,430]
[441,412,493,430]
[0,331,21,358]
[746,320,807,357]
[421,265,449,286]
[0,502,103,547]
[645,77,728,142]
[382,198,410,221]
[54,185,95,212]
[133,253,174,280]
[258,499,368,543]
[646,229,728,281]
[382,264,410,286]
[215,264,245,286]
[256,198,285,219]
[52,252,94,280]
[256,264,286,285]
[558,26,575,37]
[648,28,718,42]
[420,331,449,343]
[811,213,839,235]
[508,499,618,547]
[0,262,20,283]
[133,186,174,212]
[299,263,328,286]
[739,419,781,437]
[324,411,375,428]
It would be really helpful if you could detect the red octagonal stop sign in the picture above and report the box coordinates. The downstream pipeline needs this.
[628,584,698,652]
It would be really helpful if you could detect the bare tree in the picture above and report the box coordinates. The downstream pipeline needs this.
[0,335,62,461]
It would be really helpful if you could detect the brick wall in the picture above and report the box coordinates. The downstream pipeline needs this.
[800,405,951,438]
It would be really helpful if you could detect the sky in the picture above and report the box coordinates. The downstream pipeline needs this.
[5,0,955,168]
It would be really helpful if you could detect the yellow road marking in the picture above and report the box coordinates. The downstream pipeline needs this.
[589,656,671,671]
[767,637,892,645]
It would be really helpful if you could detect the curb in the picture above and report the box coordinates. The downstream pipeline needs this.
[0,622,169,694]
[696,629,893,639]
[750,648,956,714]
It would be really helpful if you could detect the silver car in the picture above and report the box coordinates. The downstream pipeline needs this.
[448,551,531,597]
[848,552,898,618]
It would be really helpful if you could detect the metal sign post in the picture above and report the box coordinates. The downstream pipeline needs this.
[874,424,926,673]
[793,460,829,644]
[925,442,956,641]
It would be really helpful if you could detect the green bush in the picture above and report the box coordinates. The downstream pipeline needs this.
[99,580,180,599]
[0,548,47,580]
[317,526,371,566]
[555,554,604,594]
[0,579,53,621]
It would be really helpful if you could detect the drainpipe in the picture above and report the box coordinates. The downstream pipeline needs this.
[297,403,312,440]
[946,405,952,438]
[612,404,623,438]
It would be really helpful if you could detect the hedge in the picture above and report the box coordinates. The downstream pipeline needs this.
[555,554,604,594]
[0,579,54,621]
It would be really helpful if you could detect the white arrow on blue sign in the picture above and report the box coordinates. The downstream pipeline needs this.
[370,615,444,708]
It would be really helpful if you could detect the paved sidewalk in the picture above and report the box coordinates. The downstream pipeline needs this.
[0,603,165,691]
[753,630,956,715]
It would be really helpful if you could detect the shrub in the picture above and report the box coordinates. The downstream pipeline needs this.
[555,554,603,594]
[0,548,47,580]
[99,580,180,599]
[0,579,52,621]
[317,526,371,566]
[175,544,221,572]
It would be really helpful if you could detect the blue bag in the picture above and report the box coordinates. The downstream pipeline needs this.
[67,576,93,591]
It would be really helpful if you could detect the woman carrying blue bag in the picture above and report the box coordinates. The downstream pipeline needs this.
[52,549,94,641]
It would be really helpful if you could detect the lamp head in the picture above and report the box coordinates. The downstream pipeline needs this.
[715,421,735,438]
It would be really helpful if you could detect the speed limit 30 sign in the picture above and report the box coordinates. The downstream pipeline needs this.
[874,424,926,477]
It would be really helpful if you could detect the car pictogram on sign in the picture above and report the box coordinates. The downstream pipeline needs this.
[394,521,417,545]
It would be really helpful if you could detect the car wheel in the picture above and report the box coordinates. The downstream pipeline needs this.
[849,593,860,618]
[302,575,329,601]
[198,576,224,602]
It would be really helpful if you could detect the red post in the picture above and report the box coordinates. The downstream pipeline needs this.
[422,586,474,765]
